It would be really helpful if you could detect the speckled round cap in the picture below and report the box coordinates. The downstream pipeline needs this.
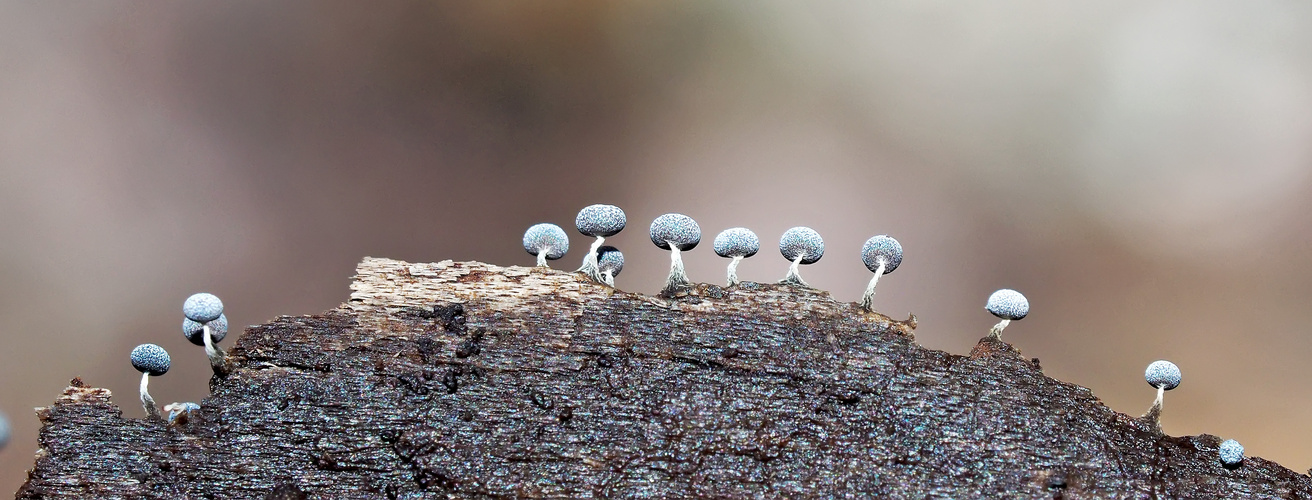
[183,313,229,346]
[183,293,224,323]
[1144,360,1181,391]
[522,223,569,260]
[985,289,1029,320]
[131,343,171,376]
[649,213,701,251]
[779,227,824,264]
[713,228,759,258]
[596,246,624,277]
[1219,439,1244,466]
[861,235,903,274]
[576,204,626,237]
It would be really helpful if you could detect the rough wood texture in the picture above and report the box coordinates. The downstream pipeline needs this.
[18,258,1312,499]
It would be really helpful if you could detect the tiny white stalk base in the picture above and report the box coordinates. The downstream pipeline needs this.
[140,372,159,420]
[988,319,1010,340]
[1143,385,1166,432]
[726,256,744,287]
[662,244,690,293]
[578,236,606,283]
[780,254,809,287]
[203,324,228,374]
[860,260,887,311]
[536,249,550,267]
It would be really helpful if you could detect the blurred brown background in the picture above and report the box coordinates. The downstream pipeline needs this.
[2,1,1311,492]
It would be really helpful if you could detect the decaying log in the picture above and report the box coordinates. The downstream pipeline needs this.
[18,258,1312,498]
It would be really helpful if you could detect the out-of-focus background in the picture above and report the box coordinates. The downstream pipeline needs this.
[2,1,1311,491]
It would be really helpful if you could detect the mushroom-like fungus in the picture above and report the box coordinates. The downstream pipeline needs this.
[649,213,701,293]
[184,293,228,373]
[1143,360,1181,425]
[778,227,823,287]
[131,343,171,419]
[165,402,201,426]
[575,204,626,282]
[859,235,902,311]
[985,289,1029,340]
[713,227,759,287]
[1219,439,1244,468]
[523,223,570,267]
[596,246,624,287]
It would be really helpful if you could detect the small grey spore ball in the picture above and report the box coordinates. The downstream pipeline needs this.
[166,402,201,425]
[596,246,624,278]
[576,204,626,237]
[183,314,228,346]
[1145,360,1181,391]
[713,228,759,258]
[523,223,569,260]
[1219,439,1244,467]
[986,289,1029,320]
[183,293,224,323]
[779,227,824,264]
[861,235,903,274]
[131,343,171,376]
[649,213,701,251]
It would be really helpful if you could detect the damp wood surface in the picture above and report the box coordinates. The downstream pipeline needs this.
[18,257,1312,499]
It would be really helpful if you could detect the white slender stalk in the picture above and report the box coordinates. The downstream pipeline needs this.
[203,324,227,374]
[726,256,743,287]
[781,253,808,287]
[536,248,550,267]
[140,372,158,419]
[578,236,606,282]
[663,243,689,293]
[860,260,887,311]
[988,319,1010,340]
[1142,385,1166,431]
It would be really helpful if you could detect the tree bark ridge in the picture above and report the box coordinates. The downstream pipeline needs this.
[18,258,1310,499]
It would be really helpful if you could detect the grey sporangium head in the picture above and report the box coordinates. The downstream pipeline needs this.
[985,289,1028,340]
[131,343,171,419]
[650,213,701,251]
[860,235,902,311]
[523,223,570,267]
[1142,359,1181,430]
[131,343,171,376]
[596,245,624,287]
[576,204,626,238]
[183,293,224,323]
[575,204,625,283]
[713,227,759,287]
[650,213,701,293]
[1219,439,1244,468]
[183,314,228,346]
[1145,360,1181,391]
[778,226,823,287]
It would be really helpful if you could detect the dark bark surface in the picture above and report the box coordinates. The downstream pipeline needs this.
[18,258,1312,499]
